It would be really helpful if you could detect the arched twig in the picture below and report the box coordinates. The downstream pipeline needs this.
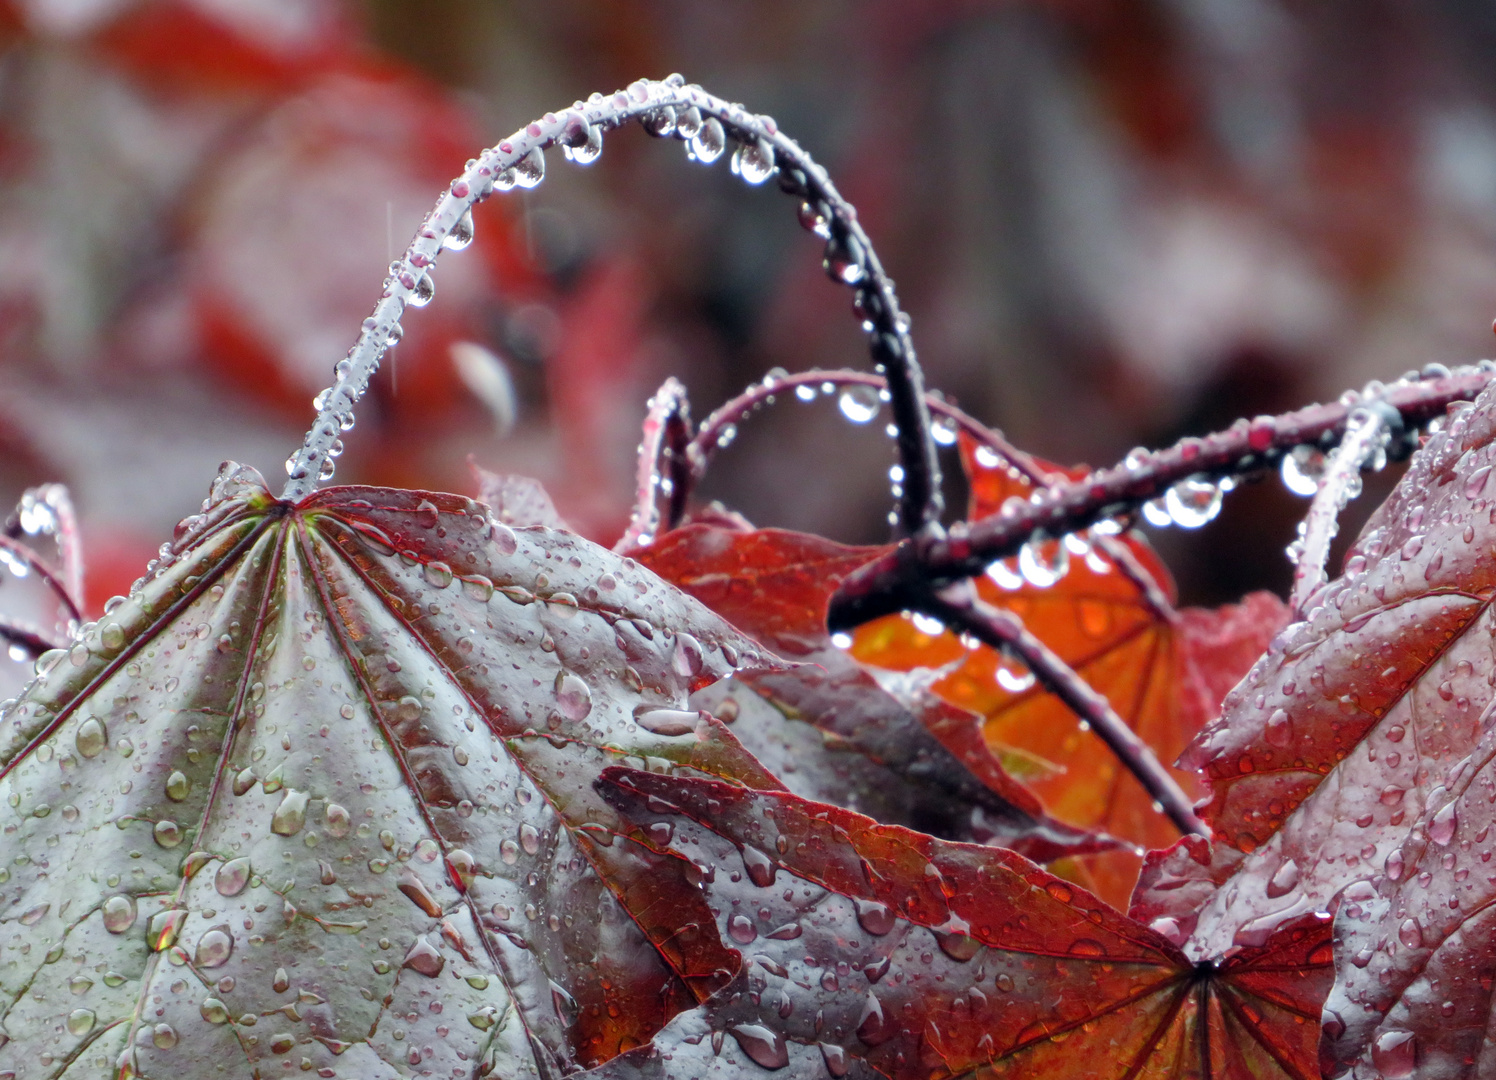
[282,76,942,535]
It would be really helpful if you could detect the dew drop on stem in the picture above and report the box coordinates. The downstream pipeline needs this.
[690,117,726,164]
[1164,477,1223,528]
[443,209,475,251]
[514,147,546,188]
[838,385,879,423]
[731,138,775,184]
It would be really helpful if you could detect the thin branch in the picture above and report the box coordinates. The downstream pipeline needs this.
[1289,401,1396,614]
[616,378,693,551]
[0,535,82,627]
[922,583,1208,838]
[829,365,1496,630]
[282,77,941,534]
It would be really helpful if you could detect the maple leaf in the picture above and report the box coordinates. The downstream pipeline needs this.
[593,767,1333,1080]
[635,524,1109,860]
[0,463,788,1078]
[1182,394,1496,958]
[848,439,1287,907]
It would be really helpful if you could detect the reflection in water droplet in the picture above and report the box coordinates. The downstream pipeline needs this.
[271,790,309,836]
[520,823,541,855]
[195,928,234,968]
[728,915,757,944]
[200,998,230,1025]
[153,820,183,848]
[403,937,445,978]
[690,118,726,164]
[731,139,776,185]
[1265,858,1300,898]
[75,716,106,758]
[1399,918,1424,949]
[1430,801,1458,846]
[819,1042,849,1077]
[325,803,351,838]
[857,992,894,1046]
[634,707,698,736]
[152,1024,178,1050]
[165,771,189,801]
[215,858,251,897]
[1385,849,1405,881]
[855,898,896,936]
[66,1009,95,1036]
[838,385,879,424]
[554,672,592,721]
[1371,1030,1417,1078]
[741,845,776,887]
[730,1023,789,1069]
[102,895,135,934]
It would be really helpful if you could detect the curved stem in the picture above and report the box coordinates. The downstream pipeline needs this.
[922,584,1207,838]
[281,77,941,533]
[1289,402,1393,614]
[829,365,1496,630]
[616,378,692,551]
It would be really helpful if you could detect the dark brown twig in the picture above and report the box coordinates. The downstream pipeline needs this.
[829,366,1495,630]
[922,583,1208,838]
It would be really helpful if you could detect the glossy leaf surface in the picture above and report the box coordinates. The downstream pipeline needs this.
[596,767,1333,1080]
[638,525,1108,859]
[0,465,780,1079]
[1185,393,1496,956]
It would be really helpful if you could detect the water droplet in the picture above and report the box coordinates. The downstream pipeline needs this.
[500,839,520,864]
[407,271,435,308]
[728,914,757,944]
[98,894,134,936]
[730,1023,789,1069]
[857,992,894,1046]
[554,672,592,721]
[165,771,189,801]
[403,936,445,978]
[446,849,476,891]
[152,1024,178,1050]
[838,385,879,424]
[1264,708,1293,748]
[519,823,541,855]
[399,873,444,918]
[1068,938,1107,957]
[853,897,896,936]
[1430,800,1458,845]
[200,998,230,1025]
[1371,1030,1416,1078]
[741,844,776,887]
[935,925,982,961]
[271,791,309,836]
[216,858,250,897]
[1398,917,1424,949]
[325,803,351,838]
[154,820,183,848]
[563,120,604,164]
[673,632,704,677]
[634,707,698,736]
[731,139,775,184]
[1466,465,1492,500]
[690,117,726,163]
[514,147,545,188]
[273,968,290,993]
[423,561,454,588]
[75,717,106,758]
[1165,476,1223,528]
[195,927,234,968]
[819,1043,849,1077]
[1265,858,1300,898]
[66,1009,95,1036]
[1018,538,1069,588]
[443,209,475,251]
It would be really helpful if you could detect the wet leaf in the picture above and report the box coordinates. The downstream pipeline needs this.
[638,525,1108,859]
[850,441,1285,907]
[0,463,784,1078]
[596,767,1333,1080]
[1183,395,1496,955]
[1319,720,1496,1079]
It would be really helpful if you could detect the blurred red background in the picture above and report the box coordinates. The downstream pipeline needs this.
[2,0,1492,641]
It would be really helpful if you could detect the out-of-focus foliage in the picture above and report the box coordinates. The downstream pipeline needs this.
[6,0,1496,627]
